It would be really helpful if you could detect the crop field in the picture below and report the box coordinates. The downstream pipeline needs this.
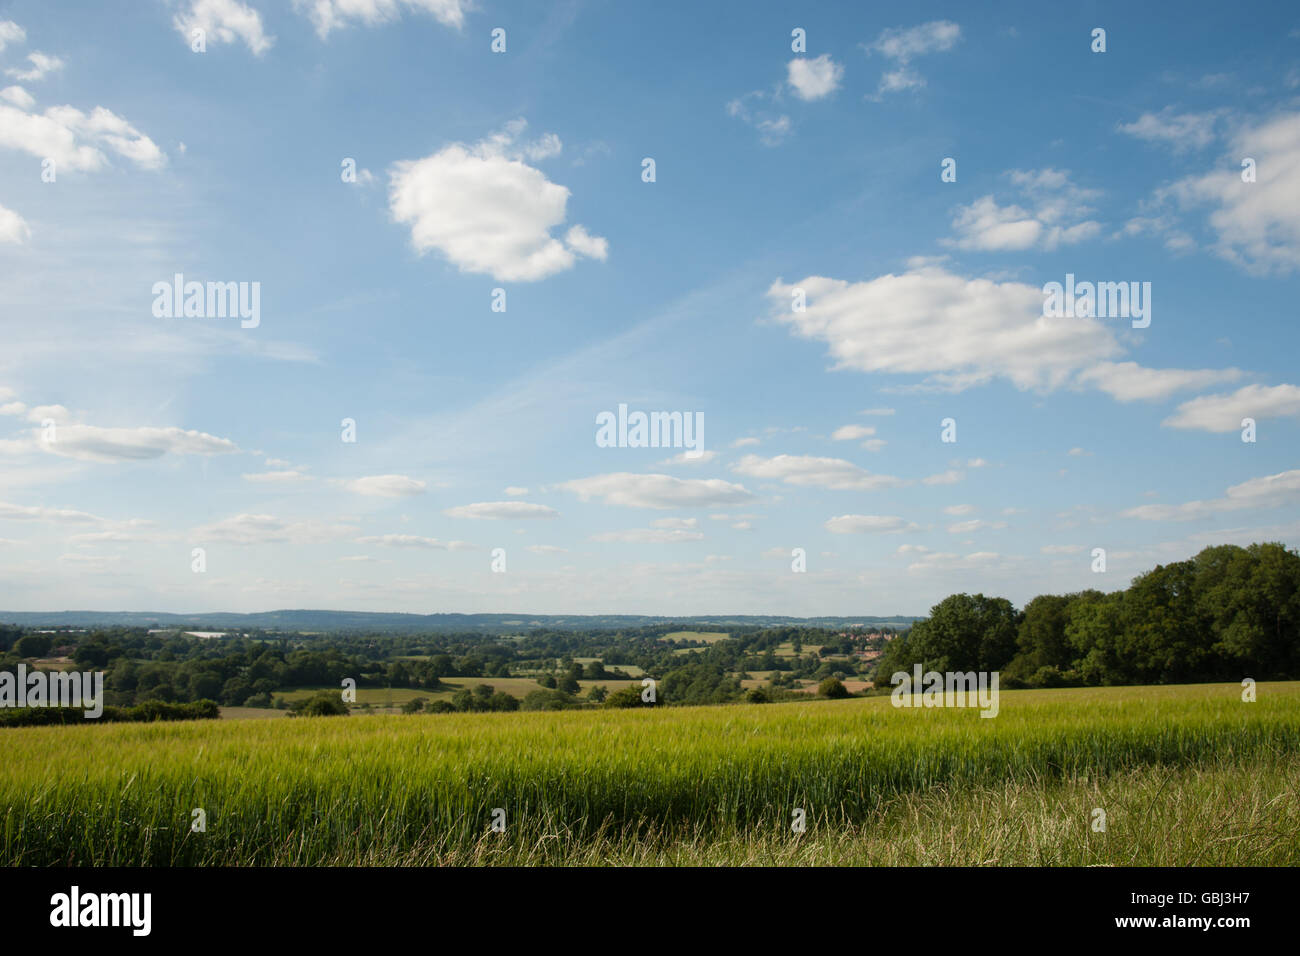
[2,682,1297,866]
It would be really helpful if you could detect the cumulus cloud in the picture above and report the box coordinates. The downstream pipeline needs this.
[651,517,698,529]
[865,20,961,98]
[174,0,274,55]
[193,513,357,544]
[787,54,843,101]
[37,424,238,462]
[830,424,875,440]
[388,119,607,282]
[0,21,25,53]
[1076,361,1243,402]
[5,51,62,82]
[1161,112,1300,274]
[767,266,1229,400]
[0,102,166,171]
[294,0,468,37]
[340,474,427,497]
[0,501,107,524]
[733,454,905,491]
[356,534,471,549]
[1118,107,1223,152]
[825,514,917,534]
[0,202,30,243]
[556,472,755,509]
[590,527,705,543]
[947,519,1007,533]
[1162,383,1300,432]
[944,169,1101,252]
[443,500,559,519]
[659,449,718,465]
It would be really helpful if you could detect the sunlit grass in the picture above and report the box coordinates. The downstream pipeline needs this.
[2,682,1296,865]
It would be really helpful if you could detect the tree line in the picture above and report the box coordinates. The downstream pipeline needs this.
[872,542,1300,688]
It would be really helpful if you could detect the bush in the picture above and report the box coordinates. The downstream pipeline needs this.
[290,693,349,717]
[401,697,427,714]
[817,677,849,699]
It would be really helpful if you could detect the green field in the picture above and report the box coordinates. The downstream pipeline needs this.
[272,677,644,712]
[2,682,1297,866]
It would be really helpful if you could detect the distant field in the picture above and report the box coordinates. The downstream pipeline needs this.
[774,642,823,657]
[660,631,729,644]
[219,706,289,720]
[274,677,644,711]
[3,682,1298,866]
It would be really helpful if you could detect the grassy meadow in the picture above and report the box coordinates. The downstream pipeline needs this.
[2,682,1297,866]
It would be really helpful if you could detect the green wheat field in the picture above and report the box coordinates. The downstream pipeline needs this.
[3,682,1298,866]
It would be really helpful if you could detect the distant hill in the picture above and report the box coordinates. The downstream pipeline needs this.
[0,609,916,634]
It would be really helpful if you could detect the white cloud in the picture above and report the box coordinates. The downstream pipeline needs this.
[294,0,467,37]
[1162,383,1300,432]
[1122,469,1300,521]
[726,94,792,146]
[0,102,166,171]
[866,20,961,97]
[1162,112,1300,274]
[194,513,356,544]
[526,544,567,554]
[1041,544,1085,554]
[870,20,962,61]
[0,203,30,243]
[946,519,1006,533]
[767,267,1194,395]
[591,527,704,543]
[556,472,754,509]
[356,534,469,549]
[945,169,1101,251]
[388,119,606,282]
[730,437,760,448]
[341,474,427,497]
[1118,108,1222,152]
[0,85,33,109]
[967,458,988,468]
[1076,361,1243,402]
[0,501,107,524]
[5,51,63,82]
[174,0,274,55]
[859,407,895,416]
[443,500,559,519]
[732,454,905,491]
[659,449,718,465]
[0,21,25,53]
[831,424,875,440]
[504,486,530,496]
[39,424,238,462]
[651,517,698,529]
[922,469,964,486]
[824,514,917,534]
[943,504,975,516]
[787,54,843,101]
[563,224,608,261]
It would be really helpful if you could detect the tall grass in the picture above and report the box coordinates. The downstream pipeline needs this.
[2,682,1297,865]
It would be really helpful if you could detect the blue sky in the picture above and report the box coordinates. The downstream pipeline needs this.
[1,0,1298,616]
